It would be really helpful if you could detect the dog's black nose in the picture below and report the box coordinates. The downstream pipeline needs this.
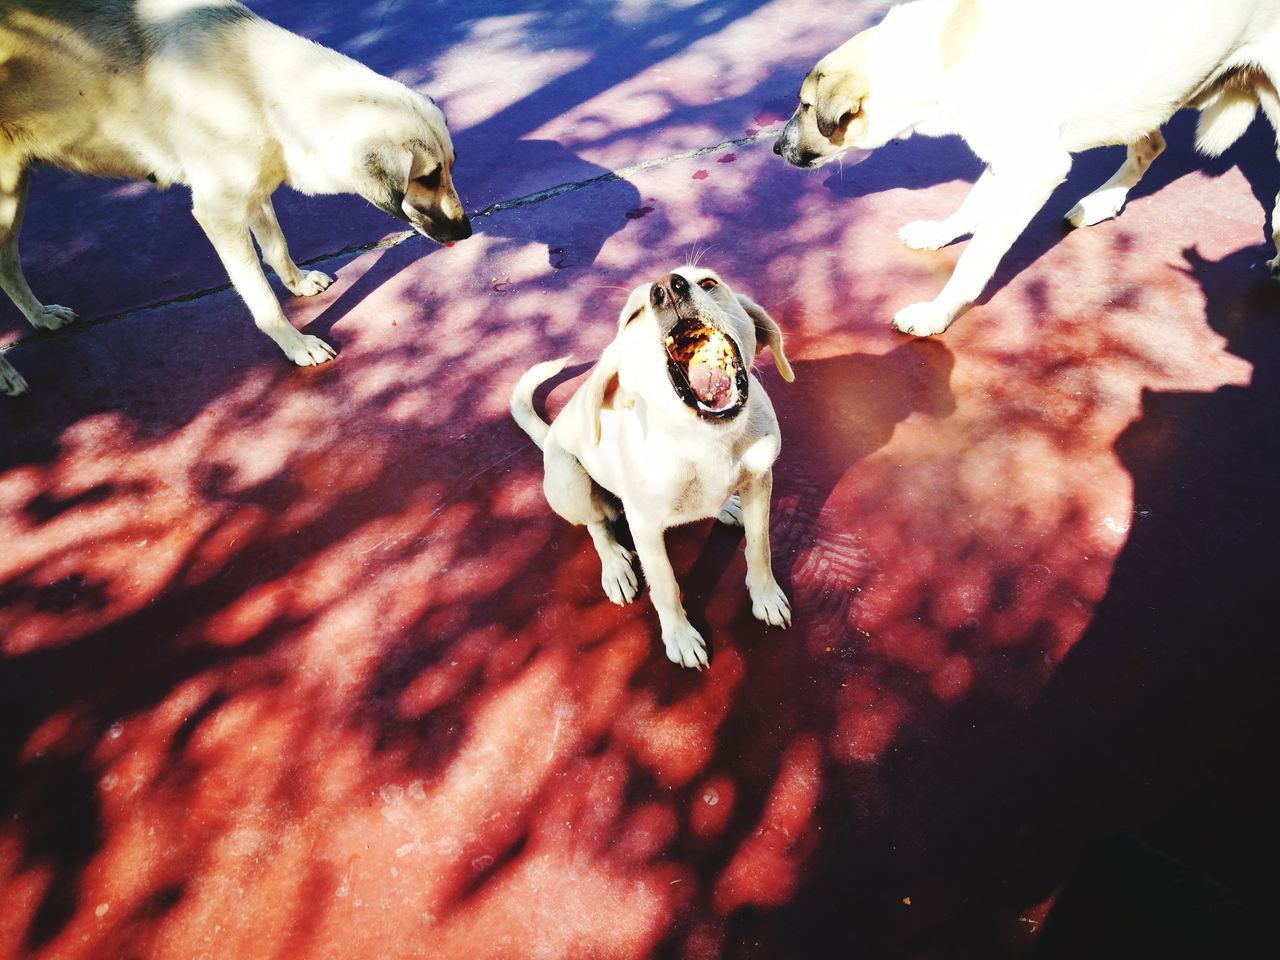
[428,215,473,244]
[651,272,692,308]
[772,137,783,156]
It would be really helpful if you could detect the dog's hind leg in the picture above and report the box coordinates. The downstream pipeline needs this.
[0,165,78,334]
[1064,130,1165,228]
[1255,82,1280,277]
[249,198,335,297]
[191,190,336,366]
[717,494,743,526]
[542,444,638,606]
[899,168,994,250]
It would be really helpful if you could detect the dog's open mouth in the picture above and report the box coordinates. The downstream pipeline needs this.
[664,317,748,419]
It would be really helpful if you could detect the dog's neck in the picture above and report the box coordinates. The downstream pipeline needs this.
[249,21,413,196]
[877,0,964,140]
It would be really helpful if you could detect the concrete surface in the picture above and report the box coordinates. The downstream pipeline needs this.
[1,1,1277,958]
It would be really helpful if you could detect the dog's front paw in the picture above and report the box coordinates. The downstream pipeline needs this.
[663,621,709,671]
[283,332,337,366]
[1,358,30,396]
[898,219,955,250]
[290,270,335,297]
[1065,188,1126,228]
[1268,254,1280,279]
[600,542,639,605]
[717,495,743,527]
[892,301,952,337]
[749,578,792,628]
[29,304,78,331]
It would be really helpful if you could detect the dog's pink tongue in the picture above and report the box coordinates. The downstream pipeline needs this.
[689,360,733,409]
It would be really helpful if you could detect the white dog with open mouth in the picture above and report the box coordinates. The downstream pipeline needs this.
[774,0,1280,336]
[511,267,794,669]
[0,0,471,396]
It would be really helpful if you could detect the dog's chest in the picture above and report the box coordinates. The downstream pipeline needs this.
[635,442,741,524]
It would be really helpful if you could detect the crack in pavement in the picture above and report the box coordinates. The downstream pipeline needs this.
[1,133,770,355]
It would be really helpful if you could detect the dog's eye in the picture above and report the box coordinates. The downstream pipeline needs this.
[697,277,719,291]
[414,167,442,190]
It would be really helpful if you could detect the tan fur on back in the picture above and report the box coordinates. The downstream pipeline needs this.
[940,0,982,70]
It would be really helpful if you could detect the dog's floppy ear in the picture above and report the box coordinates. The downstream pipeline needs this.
[737,294,794,382]
[617,285,648,331]
[582,346,623,445]
[814,71,862,139]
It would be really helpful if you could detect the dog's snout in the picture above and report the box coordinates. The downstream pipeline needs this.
[651,273,693,309]
[430,215,472,244]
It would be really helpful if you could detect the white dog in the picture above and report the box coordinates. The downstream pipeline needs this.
[0,0,471,396]
[774,0,1280,336]
[510,267,795,669]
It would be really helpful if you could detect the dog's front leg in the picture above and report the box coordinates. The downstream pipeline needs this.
[893,150,1072,337]
[0,166,78,336]
[629,517,708,670]
[192,193,336,366]
[739,470,791,629]
[899,168,993,251]
[249,198,335,298]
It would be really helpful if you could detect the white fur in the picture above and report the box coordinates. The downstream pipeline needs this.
[0,0,469,395]
[775,0,1280,335]
[510,268,795,670]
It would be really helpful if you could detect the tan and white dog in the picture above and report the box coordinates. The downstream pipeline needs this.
[0,0,470,396]
[511,267,794,669]
[774,0,1280,336]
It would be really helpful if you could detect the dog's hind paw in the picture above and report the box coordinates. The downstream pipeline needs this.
[898,219,956,250]
[1065,188,1127,228]
[29,304,77,331]
[600,543,638,605]
[717,495,743,527]
[282,332,337,366]
[1,358,30,396]
[892,300,952,337]
[290,270,335,297]
[749,579,791,628]
[663,622,709,670]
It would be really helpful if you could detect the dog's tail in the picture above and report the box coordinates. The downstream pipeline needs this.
[510,356,571,450]
[1195,85,1259,157]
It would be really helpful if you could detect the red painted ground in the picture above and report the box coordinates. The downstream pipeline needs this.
[1,2,1277,958]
